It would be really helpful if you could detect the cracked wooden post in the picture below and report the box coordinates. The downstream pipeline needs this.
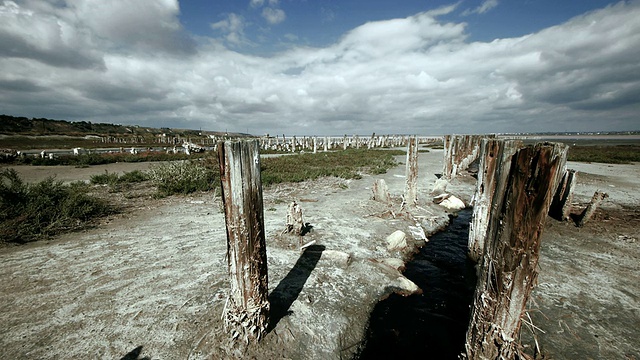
[549,169,577,221]
[577,191,608,227]
[284,201,304,236]
[465,142,568,359]
[443,135,484,180]
[217,139,269,342]
[372,179,392,205]
[468,139,522,263]
[404,136,418,207]
[442,135,454,180]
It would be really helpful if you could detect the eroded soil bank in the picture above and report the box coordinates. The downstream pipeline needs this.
[1,150,639,359]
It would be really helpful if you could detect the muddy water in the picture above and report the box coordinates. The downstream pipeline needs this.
[357,210,476,359]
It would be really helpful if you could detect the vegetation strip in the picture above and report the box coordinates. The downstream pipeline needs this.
[0,169,113,244]
[1,148,402,244]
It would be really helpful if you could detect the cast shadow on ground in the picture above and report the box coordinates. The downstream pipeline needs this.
[120,346,150,360]
[267,244,325,332]
[300,222,313,236]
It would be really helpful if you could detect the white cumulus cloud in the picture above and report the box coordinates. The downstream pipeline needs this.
[211,13,249,46]
[262,7,286,25]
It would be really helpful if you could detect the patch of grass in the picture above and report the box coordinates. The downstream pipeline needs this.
[260,149,402,186]
[0,169,113,244]
[14,151,207,166]
[568,145,640,164]
[0,135,96,150]
[422,142,444,149]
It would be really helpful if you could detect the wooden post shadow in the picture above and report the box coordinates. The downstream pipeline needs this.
[268,245,325,332]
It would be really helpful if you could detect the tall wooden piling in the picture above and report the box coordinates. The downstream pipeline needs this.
[217,139,269,342]
[468,139,522,263]
[443,135,484,180]
[465,142,568,359]
[404,136,418,207]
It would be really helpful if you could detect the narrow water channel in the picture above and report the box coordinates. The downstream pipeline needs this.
[357,210,476,359]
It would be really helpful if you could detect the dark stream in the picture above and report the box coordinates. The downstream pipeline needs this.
[357,210,477,359]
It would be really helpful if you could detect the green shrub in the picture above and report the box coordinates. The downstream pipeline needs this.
[148,160,218,197]
[118,170,149,183]
[90,170,120,185]
[0,169,113,244]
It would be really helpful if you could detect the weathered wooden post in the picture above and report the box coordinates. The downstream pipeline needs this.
[577,191,608,227]
[217,139,269,342]
[465,142,568,359]
[549,169,577,221]
[372,179,392,205]
[284,201,304,236]
[404,136,418,207]
[443,135,484,180]
[468,139,522,263]
[442,135,454,180]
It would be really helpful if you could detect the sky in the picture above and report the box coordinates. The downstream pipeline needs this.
[1,0,639,136]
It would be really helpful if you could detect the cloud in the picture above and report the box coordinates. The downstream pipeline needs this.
[262,7,286,25]
[463,0,499,16]
[67,0,196,54]
[1,1,639,135]
[250,0,286,25]
[0,1,105,69]
[211,13,249,46]
[0,0,195,71]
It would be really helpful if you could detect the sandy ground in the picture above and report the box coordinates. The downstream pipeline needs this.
[1,149,639,359]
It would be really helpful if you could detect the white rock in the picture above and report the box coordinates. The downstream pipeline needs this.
[392,276,421,296]
[431,178,449,195]
[386,230,407,251]
[439,195,466,210]
[320,250,352,267]
[378,258,405,271]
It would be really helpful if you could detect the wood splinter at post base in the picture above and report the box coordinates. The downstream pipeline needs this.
[577,191,608,227]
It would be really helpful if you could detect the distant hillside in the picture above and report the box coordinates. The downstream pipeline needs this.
[0,114,246,137]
